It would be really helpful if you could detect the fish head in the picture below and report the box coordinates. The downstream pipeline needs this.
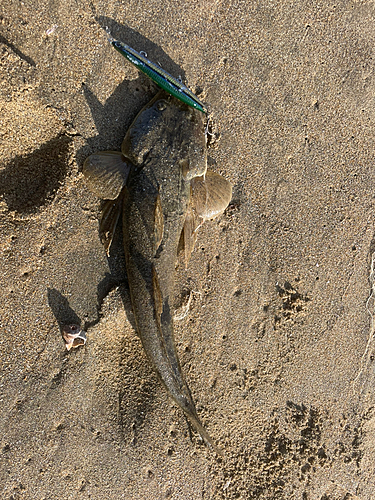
[121,91,207,180]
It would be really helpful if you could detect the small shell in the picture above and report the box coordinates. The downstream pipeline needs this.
[46,24,58,36]
[62,324,87,350]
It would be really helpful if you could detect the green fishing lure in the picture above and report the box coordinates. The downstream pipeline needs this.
[107,32,207,114]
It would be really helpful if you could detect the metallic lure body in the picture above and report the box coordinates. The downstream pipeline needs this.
[109,36,207,114]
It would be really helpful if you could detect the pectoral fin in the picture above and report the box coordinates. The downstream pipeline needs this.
[83,151,132,200]
[83,151,133,255]
[181,169,232,265]
[191,169,232,221]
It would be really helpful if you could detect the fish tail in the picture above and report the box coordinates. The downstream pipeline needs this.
[187,412,223,456]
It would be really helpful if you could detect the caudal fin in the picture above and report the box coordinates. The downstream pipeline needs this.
[187,412,223,456]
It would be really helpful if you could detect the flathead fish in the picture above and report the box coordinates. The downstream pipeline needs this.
[83,90,232,453]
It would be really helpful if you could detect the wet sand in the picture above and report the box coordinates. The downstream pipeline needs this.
[1,1,375,498]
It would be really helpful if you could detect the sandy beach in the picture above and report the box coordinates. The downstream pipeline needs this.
[1,1,375,498]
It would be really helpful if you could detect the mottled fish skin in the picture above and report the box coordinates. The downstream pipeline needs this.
[83,90,232,453]
[121,93,219,450]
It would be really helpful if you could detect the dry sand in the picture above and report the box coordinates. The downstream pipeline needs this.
[1,1,375,498]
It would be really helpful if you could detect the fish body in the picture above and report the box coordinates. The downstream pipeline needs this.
[83,91,232,452]
[121,93,211,444]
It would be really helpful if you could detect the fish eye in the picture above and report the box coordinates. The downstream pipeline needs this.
[185,108,194,120]
[156,100,168,111]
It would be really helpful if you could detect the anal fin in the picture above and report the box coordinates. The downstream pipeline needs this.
[153,193,164,255]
